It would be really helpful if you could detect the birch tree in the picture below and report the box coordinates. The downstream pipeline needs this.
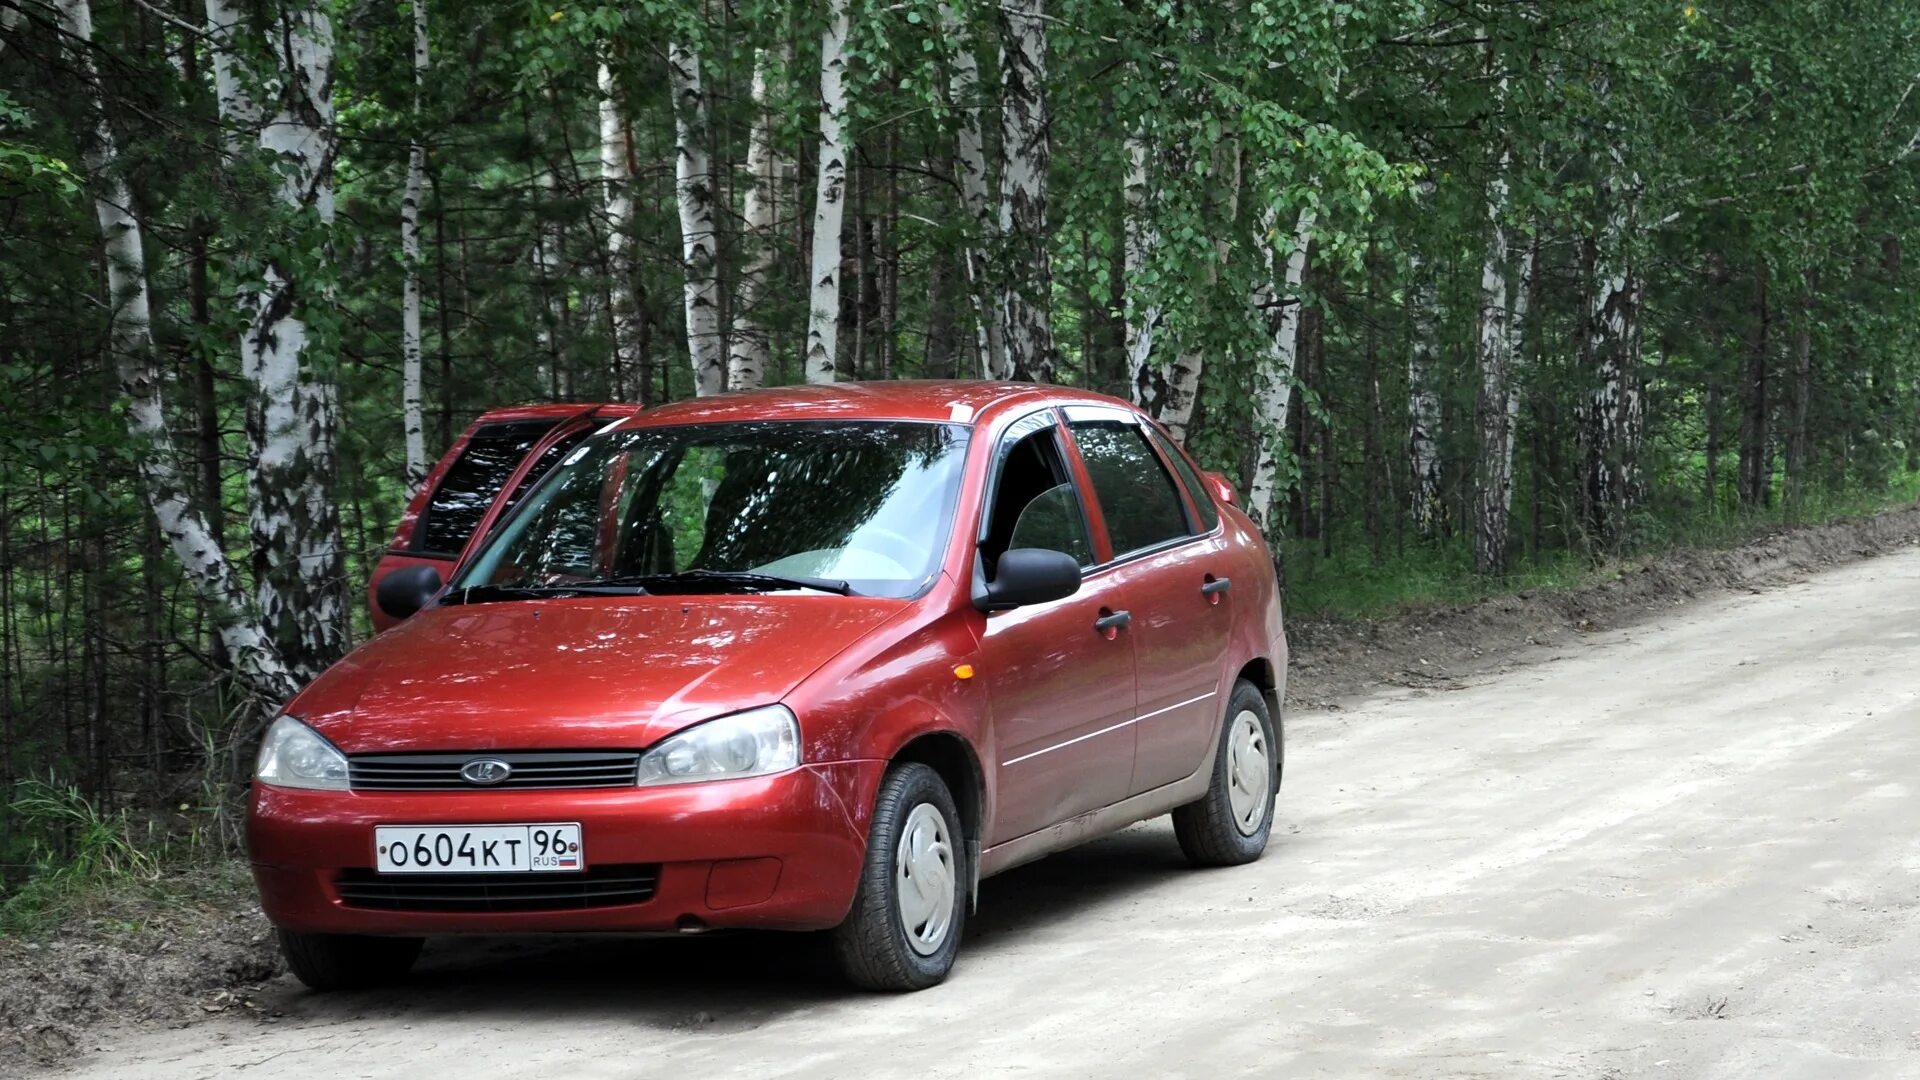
[1472,144,1534,575]
[1245,206,1317,533]
[668,40,725,396]
[997,0,1053,383]
[400,0,429,493]
[60,0,297,705]
[599,61,644,399]
[728,43,788,392]
[1406,254,1445,536]
[804,0,852,384]
[941,2,1002,380]
[1579,146,1645,543]
[202,0,348,682]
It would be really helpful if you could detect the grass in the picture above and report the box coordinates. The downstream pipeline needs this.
[1283,471,1920,620]
[0,777,203,938]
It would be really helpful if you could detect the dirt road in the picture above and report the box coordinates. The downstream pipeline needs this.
[53,548,1920,1078]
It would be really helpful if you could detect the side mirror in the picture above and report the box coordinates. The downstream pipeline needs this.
[975,548,1081,611]
[376,565,444,622]
[1203,470,1239,507]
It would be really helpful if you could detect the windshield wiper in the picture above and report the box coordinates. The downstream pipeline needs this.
[596,569,855,596]
[440,582,651,605]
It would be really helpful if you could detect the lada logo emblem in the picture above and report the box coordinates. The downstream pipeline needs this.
[459,758,513,785]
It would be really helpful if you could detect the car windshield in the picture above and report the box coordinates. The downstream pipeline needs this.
[453,420,970,600]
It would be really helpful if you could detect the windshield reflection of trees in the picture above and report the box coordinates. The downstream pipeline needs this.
[486,422,964,597]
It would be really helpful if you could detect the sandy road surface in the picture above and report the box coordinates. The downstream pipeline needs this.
[52,549,1920,1079]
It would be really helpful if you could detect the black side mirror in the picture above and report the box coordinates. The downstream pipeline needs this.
[975,548,1081,611]
[376,565,444,622]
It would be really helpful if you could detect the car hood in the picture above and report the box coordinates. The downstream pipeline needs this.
[291,595,909,753]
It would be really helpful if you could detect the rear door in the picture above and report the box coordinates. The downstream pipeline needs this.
[1063,407,1233,795]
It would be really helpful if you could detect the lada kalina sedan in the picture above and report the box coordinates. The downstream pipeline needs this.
[250,381,1288,991]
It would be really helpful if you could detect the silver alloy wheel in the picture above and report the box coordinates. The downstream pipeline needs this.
[894,802,956,956]
[1225,709,1271,836]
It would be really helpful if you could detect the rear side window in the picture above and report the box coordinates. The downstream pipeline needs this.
[1070,420,1191,557]
[496,427,590,523]
[1148,428,1220,531]
[415,420,559,554]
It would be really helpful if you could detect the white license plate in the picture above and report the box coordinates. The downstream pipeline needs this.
[374,823,583,874]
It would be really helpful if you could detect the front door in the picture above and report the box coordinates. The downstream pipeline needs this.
[973,411,1139,845]
[1064,409,1232,795]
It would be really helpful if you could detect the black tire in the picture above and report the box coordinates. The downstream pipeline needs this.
[277,929,424,992]
[829,762,967,991]
[1172,679,1280,867]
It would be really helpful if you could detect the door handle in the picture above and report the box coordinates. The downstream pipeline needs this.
[1093,609,1132,635]
[1201,576,1231,597]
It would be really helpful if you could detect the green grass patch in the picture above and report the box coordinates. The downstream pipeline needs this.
[1284,472,1920,621]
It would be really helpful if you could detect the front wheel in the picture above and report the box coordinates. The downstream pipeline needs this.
[829,762,967,991]
[277,929,423,992]
[1172,679,1280,867]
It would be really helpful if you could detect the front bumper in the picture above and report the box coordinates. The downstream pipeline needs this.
[248,760,883,935]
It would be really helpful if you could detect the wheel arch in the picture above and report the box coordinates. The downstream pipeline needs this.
[891,730,987,908]
[1234,656,1282,725]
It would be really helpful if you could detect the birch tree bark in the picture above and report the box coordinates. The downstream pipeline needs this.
[400,0,429,494]
[805,0,852,384]
[1245,206,1317,533]
[1407,254,1445,536]
[1122,134,1165,400]
[997,0,1054,383]
[1472,150,1535,575]
[728,44,787,392]
[668,41,725,396]
[598,62,645,400]
[1579,150,1645,544]
[61,0,296,705]
[941,2,1002,379]
[203,0,349,682]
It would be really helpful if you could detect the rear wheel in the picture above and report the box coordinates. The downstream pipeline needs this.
[829,762,966,991]
[277,929,424,992]
[1172,679,1280,867]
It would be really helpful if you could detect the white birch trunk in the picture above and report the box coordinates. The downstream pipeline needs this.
[1406,254,1445,536]
[62,0,297,704]
[599,62,644,400]
[728,44,787,392]
[1472,144,1527,574]
[1122,134,1164,398]
[1,3,23,55]
[942,2,1002,379]
[805,0,852,384]
[997,0,1053,382]
[400,0,428,494]
[1245,206,1317,533]
[201,0,258,158]
[668,41,725,396]
[1581,146,1644,539]
[203,0,348,679]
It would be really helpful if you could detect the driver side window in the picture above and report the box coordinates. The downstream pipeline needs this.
[981,419,1094,573]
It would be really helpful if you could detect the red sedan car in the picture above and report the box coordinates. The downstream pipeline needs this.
[251,382,1287,992]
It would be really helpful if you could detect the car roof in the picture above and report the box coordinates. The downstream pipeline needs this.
[471,403,640,424]
[605,381,1136,431]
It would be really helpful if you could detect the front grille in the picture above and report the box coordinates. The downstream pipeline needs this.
[335,864,660,912]
[348,751,640,791]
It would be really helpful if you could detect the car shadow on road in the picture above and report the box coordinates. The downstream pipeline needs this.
[254,823,1193,1033]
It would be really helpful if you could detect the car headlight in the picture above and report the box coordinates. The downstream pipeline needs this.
[636,705,800,786]
[254,715,350,791]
